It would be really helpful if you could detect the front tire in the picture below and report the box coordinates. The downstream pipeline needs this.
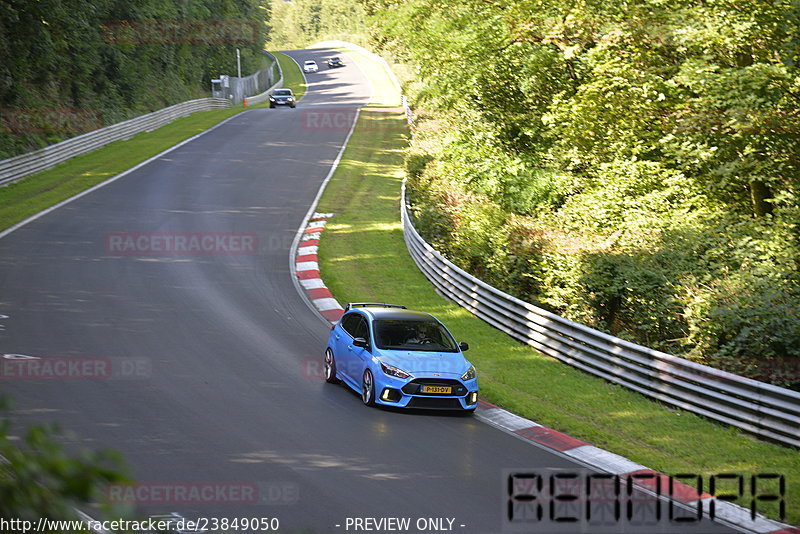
[361,369,376,406]
[324,349,339,384]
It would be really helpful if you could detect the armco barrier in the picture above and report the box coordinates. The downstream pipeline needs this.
[401,180,800,448]
[0,98,231,186]
[244,52,284,107]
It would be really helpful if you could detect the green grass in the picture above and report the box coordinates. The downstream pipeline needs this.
[0,106,250,230]
[0,54,308,232]
[330,45,400,107]
[314,49,800,526]
[0,42,795,526]
[273,51,306,101]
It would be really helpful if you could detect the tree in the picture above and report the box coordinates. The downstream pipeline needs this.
[0,399,128,529]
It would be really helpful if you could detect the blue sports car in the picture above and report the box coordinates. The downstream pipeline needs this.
[324,303,478,411]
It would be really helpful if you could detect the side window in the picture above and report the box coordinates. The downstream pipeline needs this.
[341,313,361,337]
[353,317,370,341]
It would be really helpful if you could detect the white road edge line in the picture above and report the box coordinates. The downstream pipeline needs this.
[0,112,246,242]
[288,45,373,326]
[291,43,795,534]
[288,106,361,326]
[0,102,267,532]
[282,51,308,102]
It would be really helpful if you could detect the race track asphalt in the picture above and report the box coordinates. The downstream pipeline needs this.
[0,48,737,534]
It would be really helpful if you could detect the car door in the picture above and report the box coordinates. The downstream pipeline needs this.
[335,313,360,383]
[350,315,372,382]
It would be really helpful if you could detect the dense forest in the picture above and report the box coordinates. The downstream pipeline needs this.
[266,0,368,50]
[364,0,800,386]
[3,0,798,386]
[0,0,269,159]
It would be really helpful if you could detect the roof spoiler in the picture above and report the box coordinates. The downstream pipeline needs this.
[345,303,407,311]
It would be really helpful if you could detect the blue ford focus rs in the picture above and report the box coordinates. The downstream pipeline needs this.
[324,303,478,411]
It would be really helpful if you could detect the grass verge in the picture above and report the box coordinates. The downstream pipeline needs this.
[0,106,242,231]
[0,59,308,233]
[273,51,306,101]
[314,47,799,525]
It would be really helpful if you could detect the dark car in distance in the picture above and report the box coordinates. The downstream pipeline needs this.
[269,88,295,108]
[326,57,344,68]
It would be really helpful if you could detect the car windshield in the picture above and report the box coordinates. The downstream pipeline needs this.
[305,61,315,65]
[274,90,291,95]
[373,319,458,352]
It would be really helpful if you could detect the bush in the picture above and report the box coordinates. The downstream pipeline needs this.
[0,400,128,527]
[685,272,800,389]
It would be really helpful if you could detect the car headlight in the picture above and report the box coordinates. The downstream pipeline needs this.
[287,97,293,101]
[461,365,477,381]
[269,97,275,101]
[381,362,411,379]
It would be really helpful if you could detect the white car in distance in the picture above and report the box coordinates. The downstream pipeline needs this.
[303,60,319,73]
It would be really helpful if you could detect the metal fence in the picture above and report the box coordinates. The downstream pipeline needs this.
[401,180,800,448]
[228,67,271,104]
[242,52,284,107]
[214,59,280,105]
[0,98,231,187]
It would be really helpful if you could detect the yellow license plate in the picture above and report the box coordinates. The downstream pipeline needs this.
[421,385,452,394]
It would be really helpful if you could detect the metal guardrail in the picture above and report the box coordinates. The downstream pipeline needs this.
[0,98,231,186]
[243,83,278,107]
[264,50,282,82]
[243,52,284,107]
[401,180,800,448]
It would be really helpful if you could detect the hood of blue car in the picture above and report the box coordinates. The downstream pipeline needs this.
[378,350,470,376]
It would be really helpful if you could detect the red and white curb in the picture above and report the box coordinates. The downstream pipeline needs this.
[476,399,797,533]
[294,213,344,324]
[284,48,794,533]
[291,221,796,533]
[291,222,796,533]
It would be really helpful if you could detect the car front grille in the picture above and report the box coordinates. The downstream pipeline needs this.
[402,378,467,397]
[407,397,464,410]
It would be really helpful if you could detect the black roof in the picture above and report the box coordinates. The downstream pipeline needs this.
[360,308,435,322]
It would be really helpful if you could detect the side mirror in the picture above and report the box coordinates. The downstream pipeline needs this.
[459,342,469,352]
[353,337,369,348]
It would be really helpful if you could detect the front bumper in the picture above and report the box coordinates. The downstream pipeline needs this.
[374,373,478,410]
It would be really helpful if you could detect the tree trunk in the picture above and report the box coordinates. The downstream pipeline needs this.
[750,180,773,217]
